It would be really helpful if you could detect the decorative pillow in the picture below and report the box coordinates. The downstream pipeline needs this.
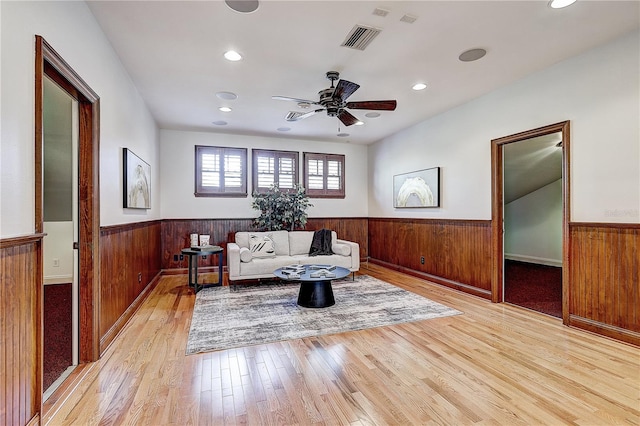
[239,247,252,263]
[249,234,276,258]
[332,243,351,256]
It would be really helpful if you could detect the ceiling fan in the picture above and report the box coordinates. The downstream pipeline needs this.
[272,71,397,126]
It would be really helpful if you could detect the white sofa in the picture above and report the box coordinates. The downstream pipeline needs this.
[227,230,360,282]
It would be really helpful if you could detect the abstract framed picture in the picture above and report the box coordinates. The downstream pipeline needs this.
[393,167,440,208]
[123,148,151,209]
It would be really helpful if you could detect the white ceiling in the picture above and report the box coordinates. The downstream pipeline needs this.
[86,0,639,145]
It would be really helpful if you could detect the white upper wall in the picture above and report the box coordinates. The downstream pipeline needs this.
[369,31,640,223]
[160,130,368,219]
[0,1,159,237]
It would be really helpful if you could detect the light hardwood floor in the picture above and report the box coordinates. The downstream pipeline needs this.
[44,264,639,425]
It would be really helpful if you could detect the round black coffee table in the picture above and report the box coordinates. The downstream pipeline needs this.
[273,265,351,308]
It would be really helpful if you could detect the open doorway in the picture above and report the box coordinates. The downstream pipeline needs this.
[42,76,79,395]
[503,133,563,317]
[491,121,570,324]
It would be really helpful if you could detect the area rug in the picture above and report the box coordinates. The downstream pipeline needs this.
[186,275,462,355]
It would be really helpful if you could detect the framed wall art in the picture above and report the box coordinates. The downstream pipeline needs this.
[393,167,440,208]
[123,148,151,209]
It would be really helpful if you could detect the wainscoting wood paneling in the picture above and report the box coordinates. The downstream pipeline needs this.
[161,218,369,270]
[1,234,45,426]
[368,218,492,298]
[99,221,161,353]
[569,223,639,346]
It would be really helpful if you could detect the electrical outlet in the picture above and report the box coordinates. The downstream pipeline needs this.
[179,254,184,261]
[420,256,425,264]
[138,272,142,283]
[53,258,60,267]
[173,254,178,261]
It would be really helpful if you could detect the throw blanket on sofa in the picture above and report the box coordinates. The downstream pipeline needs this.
[309,229,333,256]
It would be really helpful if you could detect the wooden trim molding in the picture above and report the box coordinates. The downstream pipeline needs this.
[569,315,640,347]
[0,233,46,249]
[36,35,101,363]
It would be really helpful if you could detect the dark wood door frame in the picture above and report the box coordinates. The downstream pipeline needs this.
[35,36,101,365]
[491,121,571,324]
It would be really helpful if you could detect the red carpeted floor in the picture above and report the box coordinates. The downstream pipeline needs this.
[504,260,562,318]
[44,283,73,391]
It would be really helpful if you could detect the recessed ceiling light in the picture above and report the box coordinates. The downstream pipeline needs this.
[277,127,291,132]
[412,82,427,91]
[216,91,238,100]
[459,48,487,62]
[219,106,232,113]
[549,0,577,8]
[225,0,259,13]
[337,133,350,137]
[355,121,364,126]
[365,112,380,118]
[212,120,228,126]
[224,50,242,61]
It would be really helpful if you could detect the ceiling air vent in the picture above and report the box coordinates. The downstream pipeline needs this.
[285,111,305,121]
[341,25,382,51]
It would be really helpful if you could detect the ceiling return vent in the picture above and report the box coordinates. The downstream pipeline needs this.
[341,25,382,50]
[285,111,305,121]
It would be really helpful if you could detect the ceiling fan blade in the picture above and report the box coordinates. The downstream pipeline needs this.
[337,109,360,126]
[273,95,322,106]
[346,100,397,111]
[332,79,360,102]
[285,109,324,122]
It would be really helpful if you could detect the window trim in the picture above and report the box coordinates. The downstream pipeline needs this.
[252,149,299,194]
[303,152,345,198]
[194,145,247,197]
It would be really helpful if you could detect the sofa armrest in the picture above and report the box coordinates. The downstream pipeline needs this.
[227,242,241,281]
[336,239,360,272]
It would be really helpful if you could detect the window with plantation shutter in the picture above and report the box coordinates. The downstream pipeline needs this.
[252,149,299,193]
[303,152,345,198]
[195,145,247,197]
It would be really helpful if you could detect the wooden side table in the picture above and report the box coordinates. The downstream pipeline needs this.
[181,246,224,293]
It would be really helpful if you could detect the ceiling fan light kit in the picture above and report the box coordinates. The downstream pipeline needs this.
[273,71,397,127]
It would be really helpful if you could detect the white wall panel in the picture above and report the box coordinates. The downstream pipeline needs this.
[369,31,639,223]
[160,130,368,219]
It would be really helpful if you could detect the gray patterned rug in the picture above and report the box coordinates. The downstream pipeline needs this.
[186,275,462,355]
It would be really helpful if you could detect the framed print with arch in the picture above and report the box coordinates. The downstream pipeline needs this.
[123,148,151,209]
[393,167,440,208]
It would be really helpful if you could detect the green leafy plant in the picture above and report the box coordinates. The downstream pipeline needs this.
[252,184,313,231]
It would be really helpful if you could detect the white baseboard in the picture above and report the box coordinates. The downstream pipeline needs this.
[44,274,73,285]
[504,254,562,268]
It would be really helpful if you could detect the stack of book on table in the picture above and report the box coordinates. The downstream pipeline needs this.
[309,265,337,278]
[280,264,306,279]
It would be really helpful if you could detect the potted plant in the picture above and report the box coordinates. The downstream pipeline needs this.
[252,184,313,231]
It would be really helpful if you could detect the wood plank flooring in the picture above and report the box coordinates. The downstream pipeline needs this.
[44,264,640,425]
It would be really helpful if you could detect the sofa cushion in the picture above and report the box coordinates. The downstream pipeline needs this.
[288,231,314,256]
[236,230,290,256]
[239,256,298,276]
[239,247,252,262]
[332,242,351,256]
[249,234,276,258]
